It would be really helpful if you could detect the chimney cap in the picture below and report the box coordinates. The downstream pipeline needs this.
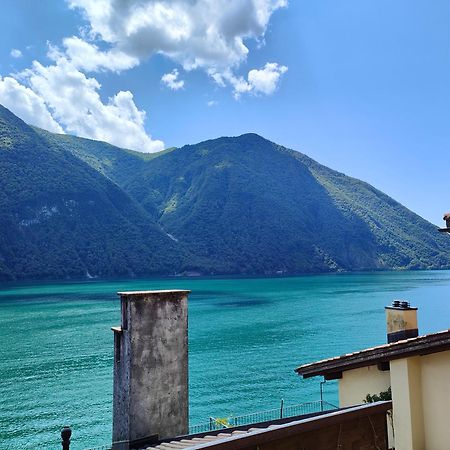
[385,300,417,310]
[117,289,191,297]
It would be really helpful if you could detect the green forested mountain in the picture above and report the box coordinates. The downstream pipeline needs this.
[122,134,450,274]
[0,105,187,280]
[1,105,449,280]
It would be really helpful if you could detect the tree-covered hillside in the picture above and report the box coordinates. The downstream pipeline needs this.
[0,105,187,281]
[1,104,449,280]
[122,133,450,274]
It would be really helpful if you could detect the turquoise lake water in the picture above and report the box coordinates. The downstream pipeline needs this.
[1,271,450,449]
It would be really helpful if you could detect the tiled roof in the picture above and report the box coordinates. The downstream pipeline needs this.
[146,428,269,450]
[295,329,450,379]
[141,402,391,450]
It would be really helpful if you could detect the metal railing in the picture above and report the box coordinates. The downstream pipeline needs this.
[83,445,111,450]
[188,400,337,435]
[84,445,111,450]
[62,401,338,448]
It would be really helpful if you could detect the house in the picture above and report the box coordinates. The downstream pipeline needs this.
[295,302,450,450]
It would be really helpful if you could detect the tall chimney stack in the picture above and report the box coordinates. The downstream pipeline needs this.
[385,300,418,343]
[112,290,190,449]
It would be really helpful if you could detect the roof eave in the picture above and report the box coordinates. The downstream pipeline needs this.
[295,329,450,379]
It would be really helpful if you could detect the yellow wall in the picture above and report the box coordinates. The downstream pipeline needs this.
[420,351,450,450]
[339,366,393,448]
[390,357,424,450]
[338,350,450,450]
[339,365,391,407]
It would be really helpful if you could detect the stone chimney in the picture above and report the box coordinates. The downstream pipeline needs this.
[385,300,418,343]
[112,290,190,449]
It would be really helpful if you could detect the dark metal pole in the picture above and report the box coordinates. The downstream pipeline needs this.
[61,426,71,450]
[280,399,284,419]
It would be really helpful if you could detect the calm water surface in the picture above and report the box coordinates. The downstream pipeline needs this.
[1,271,450,449]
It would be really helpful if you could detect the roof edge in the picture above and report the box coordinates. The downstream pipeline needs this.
[295,329,450,379]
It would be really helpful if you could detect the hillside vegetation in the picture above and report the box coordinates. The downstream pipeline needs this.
[0,105,187,280]
[1,105,448,280]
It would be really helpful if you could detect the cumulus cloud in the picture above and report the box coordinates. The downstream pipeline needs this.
[0,43,162,153]
[248,62,288,95]
[17,53,164,152]
[0,76,63,132]
[210,62,288,98]
[67,0,287,71]
[0,0,287,153]
[56,36,139,72]
[207,100,218,107]
[161,69,184,90]
[10,49,23,58]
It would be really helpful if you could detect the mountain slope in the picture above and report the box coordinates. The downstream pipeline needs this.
[0,105,186,281]
[121,133,450,274]
[293,151,450,270]
[1,104,449,280]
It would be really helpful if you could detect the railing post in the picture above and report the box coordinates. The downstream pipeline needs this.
[320,378,327,411]
[61,426,71,450]
[280,399,284,419]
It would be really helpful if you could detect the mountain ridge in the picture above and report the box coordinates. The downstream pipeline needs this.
[1,105,448,281]
[0,105,189,281]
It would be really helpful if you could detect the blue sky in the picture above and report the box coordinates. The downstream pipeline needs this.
[1,1,449,225]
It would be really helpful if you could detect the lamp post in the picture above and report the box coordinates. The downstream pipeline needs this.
[61,426,71,450]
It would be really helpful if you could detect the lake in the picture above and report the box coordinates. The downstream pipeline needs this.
[1,271,450,449]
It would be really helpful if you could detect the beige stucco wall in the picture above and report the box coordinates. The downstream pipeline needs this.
[420,350,450,450]
[339,365,391,407]
[390,357,424,450]
[335,350,450,450]
[389,351,450,450]
[339,365,394,448]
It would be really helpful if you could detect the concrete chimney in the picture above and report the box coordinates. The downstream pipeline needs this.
[385,300,418,343]
[112,290,190,449]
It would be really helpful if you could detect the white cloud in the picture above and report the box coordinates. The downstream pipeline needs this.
[0,76,64,133]
[18,54,164,152]
[10,49,23,58]
[161,69,184,90]
[1,40,162,152]
[58,36,139,72]
[207,100,218,107]
[0,0,287,153]
[210,62,288,98]
[67,0,287,71]
[248,62,288,95]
